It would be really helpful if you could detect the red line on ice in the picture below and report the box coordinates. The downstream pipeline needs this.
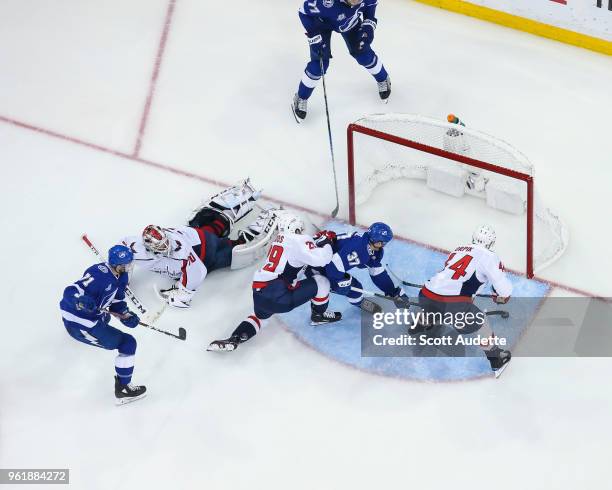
[0,113,606,300]
[132,0,177,158]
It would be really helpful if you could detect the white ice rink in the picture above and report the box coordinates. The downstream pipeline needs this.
[1,0,612,488]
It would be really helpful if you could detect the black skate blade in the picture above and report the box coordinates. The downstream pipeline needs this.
[291,103,303,124]
[115,393,147,406]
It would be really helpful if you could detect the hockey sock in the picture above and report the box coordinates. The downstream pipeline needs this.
[115,354,135,385]
[232,315,262,341]
[298,73,319,99]
[311,296,330,315]
[311,275,331,314]
[360,53,388,82]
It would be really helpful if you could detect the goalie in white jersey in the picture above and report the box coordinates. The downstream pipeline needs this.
[122,179,279,308]
[418,224,512,372]
[207,213,342,352]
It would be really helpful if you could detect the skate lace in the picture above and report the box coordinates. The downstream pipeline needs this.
[295,96,307,111]
[322,311,337,319]
[377,79,389,91]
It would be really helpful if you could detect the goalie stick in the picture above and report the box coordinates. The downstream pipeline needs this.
[81,234,186,341]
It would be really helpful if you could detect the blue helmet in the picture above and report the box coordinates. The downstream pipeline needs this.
[108,245,133,266]
[368,222,393,244]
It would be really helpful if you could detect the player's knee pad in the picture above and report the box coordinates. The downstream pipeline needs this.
[354,48,376,68]
[118,333,137,356]
[305,58,330,79]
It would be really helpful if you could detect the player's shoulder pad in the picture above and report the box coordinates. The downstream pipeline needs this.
[86,262,110,276]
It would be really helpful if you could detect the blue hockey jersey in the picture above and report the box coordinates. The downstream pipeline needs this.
[60,263,129,329]
[299,0,378,34]
[324,231,397,296]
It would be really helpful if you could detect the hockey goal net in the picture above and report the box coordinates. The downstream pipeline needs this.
[347,113,568,278]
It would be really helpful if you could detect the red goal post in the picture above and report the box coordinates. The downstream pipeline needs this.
[346,114,567,279]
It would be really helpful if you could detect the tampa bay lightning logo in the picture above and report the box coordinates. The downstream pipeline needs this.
[323,0,334,7]
[118,251,127,258]
[98,265,108,273]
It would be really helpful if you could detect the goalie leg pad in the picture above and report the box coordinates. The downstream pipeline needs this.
[230,208,282,270]
[189,178,262,229]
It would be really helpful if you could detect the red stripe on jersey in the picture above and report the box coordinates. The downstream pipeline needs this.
[181,259,188,287]
[194,227,207,262]
[422,287,473,303]
[252,281,269,289]
[312,295,329,304]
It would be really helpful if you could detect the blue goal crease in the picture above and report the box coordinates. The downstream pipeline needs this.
[279,221,550,382]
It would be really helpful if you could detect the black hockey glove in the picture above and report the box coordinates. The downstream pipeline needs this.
[313,230,337,248]
[359,19,376,47]
[119,311,140,328]
[307,33,324,58]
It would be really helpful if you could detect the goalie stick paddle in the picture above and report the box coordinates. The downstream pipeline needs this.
[80,234,186,341]
[319,54,340,219]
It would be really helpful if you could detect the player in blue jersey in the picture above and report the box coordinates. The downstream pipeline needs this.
[322,222,407,313]
[60,245,146,405]
[292,0,391,121]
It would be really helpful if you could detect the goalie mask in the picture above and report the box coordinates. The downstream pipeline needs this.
[142,225,171,255]
[472,224,496,250]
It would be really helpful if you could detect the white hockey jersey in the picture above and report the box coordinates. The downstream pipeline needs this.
[252,233,333,286]
[424,244,512,299]
[122,227,208,291]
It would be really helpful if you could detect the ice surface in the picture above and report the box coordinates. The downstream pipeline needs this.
[1,0,612,489]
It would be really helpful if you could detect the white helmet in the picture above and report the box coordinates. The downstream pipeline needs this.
[472,224,496,250]
[142,225,171,255]
[277,213,305,234]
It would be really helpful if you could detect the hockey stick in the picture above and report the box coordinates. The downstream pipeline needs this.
[108,311,187,340]
[319,53,340,219]
[81,234,185,340]
[386,265,496,299]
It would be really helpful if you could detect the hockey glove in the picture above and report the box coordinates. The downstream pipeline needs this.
[491,287,510,304]
[119,311,140,328]
[72,294,96,314]
[359,19,376,47]
[307,33,324,58]
[313,230,337,248]
[334,274,353,296]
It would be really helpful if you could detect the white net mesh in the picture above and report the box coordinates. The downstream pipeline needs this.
[350,113,568,274]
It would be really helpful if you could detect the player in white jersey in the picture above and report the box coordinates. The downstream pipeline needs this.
[207,213,342,352]
[418,224,512,372]
[122,179,280,308]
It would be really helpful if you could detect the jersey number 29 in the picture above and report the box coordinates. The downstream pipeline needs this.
[263,245,284,272]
